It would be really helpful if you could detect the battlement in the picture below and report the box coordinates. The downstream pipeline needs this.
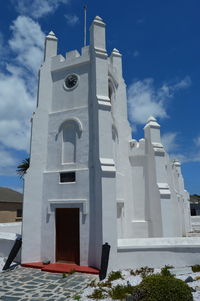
[43,16,122,76]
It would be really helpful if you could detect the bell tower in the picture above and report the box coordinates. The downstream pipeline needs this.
[22,16,130,269]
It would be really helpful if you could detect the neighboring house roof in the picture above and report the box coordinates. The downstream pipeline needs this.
[0,187,23,203]
[190,194,200,204]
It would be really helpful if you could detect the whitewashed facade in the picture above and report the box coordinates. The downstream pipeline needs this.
[22,16,193,270]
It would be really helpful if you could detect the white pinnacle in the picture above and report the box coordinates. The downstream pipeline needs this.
[46,31,57,40]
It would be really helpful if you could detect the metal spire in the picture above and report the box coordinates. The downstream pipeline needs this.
[83,5,87,46]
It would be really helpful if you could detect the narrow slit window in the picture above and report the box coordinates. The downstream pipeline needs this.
[60,172,76,183]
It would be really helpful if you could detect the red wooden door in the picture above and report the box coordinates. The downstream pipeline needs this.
[56,208,80,264]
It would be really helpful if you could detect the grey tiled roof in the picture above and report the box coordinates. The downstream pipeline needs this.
[0,187,23,203]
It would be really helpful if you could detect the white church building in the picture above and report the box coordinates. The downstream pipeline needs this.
[22,16,199,271]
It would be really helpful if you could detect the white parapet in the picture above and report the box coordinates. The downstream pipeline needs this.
[117,237,200,270]
[0,222,22,234]
[0,223,22,264]
[0,232,21,263]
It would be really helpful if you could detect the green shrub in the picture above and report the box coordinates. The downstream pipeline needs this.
[107,270,123,282]
[192,264,200,272]
[88,288,107,299]
[160,265,173,277]
[130,266,154,278]
[109,284,134,300]
[98,281,112,288]
[132,274,193,301]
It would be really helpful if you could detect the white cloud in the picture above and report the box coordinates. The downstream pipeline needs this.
[9,16,45,75]
[194,136,200,147]
[0,16,45,175]
[65,14,79,26]
[12,0,70,19]
[161,132,178,153]
[0,147,16,168]
[127,78,168,124]
[170,152,200,164]
[0,145,19,176]
[172,76,191,90]
[127,77,191,125]
[160,132,200,164]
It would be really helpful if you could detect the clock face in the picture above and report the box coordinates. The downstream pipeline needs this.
[64,74,78,89]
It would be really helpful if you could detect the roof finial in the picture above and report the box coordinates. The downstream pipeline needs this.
[83,5,87,47]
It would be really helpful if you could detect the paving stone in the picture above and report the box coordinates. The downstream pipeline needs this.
[75,285,86,290]
[20,276,33,281]
[75,276,87,281]
[0,266,97,300]
[0,297,21,301]
[45,284,59,289]
[45,275,61,280]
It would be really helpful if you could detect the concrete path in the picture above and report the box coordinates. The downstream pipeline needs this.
[0,266,98,300]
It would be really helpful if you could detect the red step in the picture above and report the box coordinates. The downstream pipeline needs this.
[21,262,99,274]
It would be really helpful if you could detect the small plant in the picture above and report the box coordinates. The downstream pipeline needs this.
[161,265,174,277]
[98,281,112,288]
[68,269,76,275]
[88,288,107,299]
[62,273,67,278]
[107,270,123,282]
[73,295,81,300]
[195,275,200,280]
[192,264,200,272]
[88,279,97,287]
[130,266,154,278]
[109,284,134,300]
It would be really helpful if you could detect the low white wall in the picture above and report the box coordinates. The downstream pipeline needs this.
[117,237,200,269]
[191,216,200,223]
[0,222,22,234]
[0,232,21,263]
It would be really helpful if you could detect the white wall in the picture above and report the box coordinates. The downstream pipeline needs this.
[117,237,200,270]
[0,222,22,234]
[0,232,21,263]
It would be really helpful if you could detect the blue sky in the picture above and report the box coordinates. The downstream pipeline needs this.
[0,0,199,194]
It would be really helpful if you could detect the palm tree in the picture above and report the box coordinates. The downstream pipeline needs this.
[16,158,30,178]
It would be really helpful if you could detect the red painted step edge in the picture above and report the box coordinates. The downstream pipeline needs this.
[21,262,44,269]
[21,262,99,275]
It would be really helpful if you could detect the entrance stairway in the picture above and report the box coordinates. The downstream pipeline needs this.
[21,262,99,274]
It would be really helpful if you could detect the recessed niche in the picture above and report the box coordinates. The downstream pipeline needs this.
[62,124,76,164]
[60,172,76,183]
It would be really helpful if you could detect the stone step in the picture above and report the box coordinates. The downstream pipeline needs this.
[169,267,193,276]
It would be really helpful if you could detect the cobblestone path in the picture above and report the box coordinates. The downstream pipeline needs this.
[0,266,98,300]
